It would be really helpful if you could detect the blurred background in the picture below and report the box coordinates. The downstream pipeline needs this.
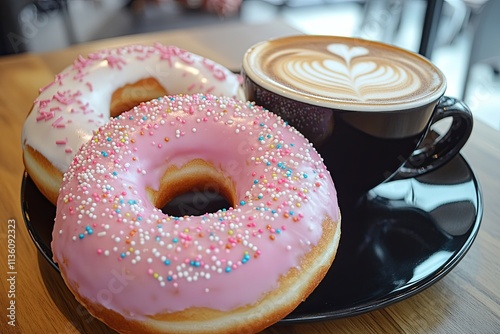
[1,0,498,130]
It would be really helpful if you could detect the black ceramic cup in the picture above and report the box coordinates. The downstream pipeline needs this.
[241,35,473,207]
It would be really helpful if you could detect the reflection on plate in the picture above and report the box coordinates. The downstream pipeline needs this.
[21,154,482,322]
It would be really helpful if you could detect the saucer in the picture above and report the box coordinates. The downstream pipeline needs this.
[21,154,482,322]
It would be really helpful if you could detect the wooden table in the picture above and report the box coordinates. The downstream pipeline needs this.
[1,21,499,334]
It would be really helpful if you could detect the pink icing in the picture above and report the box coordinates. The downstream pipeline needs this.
[52,94,339,320]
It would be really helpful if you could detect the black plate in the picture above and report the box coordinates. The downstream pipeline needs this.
[21,154,482,322]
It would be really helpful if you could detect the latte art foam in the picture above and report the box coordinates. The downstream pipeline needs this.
[244,36,446,111]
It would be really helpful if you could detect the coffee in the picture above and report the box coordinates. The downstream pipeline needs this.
[242,35,472,206]
[243,35,445,111]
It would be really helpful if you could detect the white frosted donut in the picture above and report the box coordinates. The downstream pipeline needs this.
[52,94,341,334]
[21,44,242,204]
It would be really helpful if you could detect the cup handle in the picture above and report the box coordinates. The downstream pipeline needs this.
[394,96,473,179]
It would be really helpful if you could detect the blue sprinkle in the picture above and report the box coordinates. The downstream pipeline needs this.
[167,275,173,281]
[142,116,148,120]
[112,171,117,176]
[120,253,126,258]
[254,180,259,184]
[164,260,171,265]
[225,266,232,273]
[101,151,108,157]
[242,254,250,264]
[129,116,134,120]
[303,173,308,178]
[172,238,178,243]
[240,200,246,206]
[78,234,84,239]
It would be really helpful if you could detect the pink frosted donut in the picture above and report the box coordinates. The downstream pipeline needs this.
[21,44,242,204]
[52,94,341,334]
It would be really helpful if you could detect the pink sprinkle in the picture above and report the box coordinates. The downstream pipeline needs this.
[212,68,227,81]
[86,82,93,92]
[44,111,55,121]
[187,83,196,91]
[106,55,126,70]
[52,116,64,128]
[56,138,67,145]
[54,73,68,85]
[39,99,51,108]
[65,148,73,153]
[202,58,215,70]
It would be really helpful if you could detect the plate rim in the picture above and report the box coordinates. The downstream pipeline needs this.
[20,154,483,323]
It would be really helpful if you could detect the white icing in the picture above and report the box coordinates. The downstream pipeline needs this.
[22,44,242,173]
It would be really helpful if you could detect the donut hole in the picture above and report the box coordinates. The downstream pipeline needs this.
[110,78,168,117]
[161,189,232,217]
[148,159,237,217]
